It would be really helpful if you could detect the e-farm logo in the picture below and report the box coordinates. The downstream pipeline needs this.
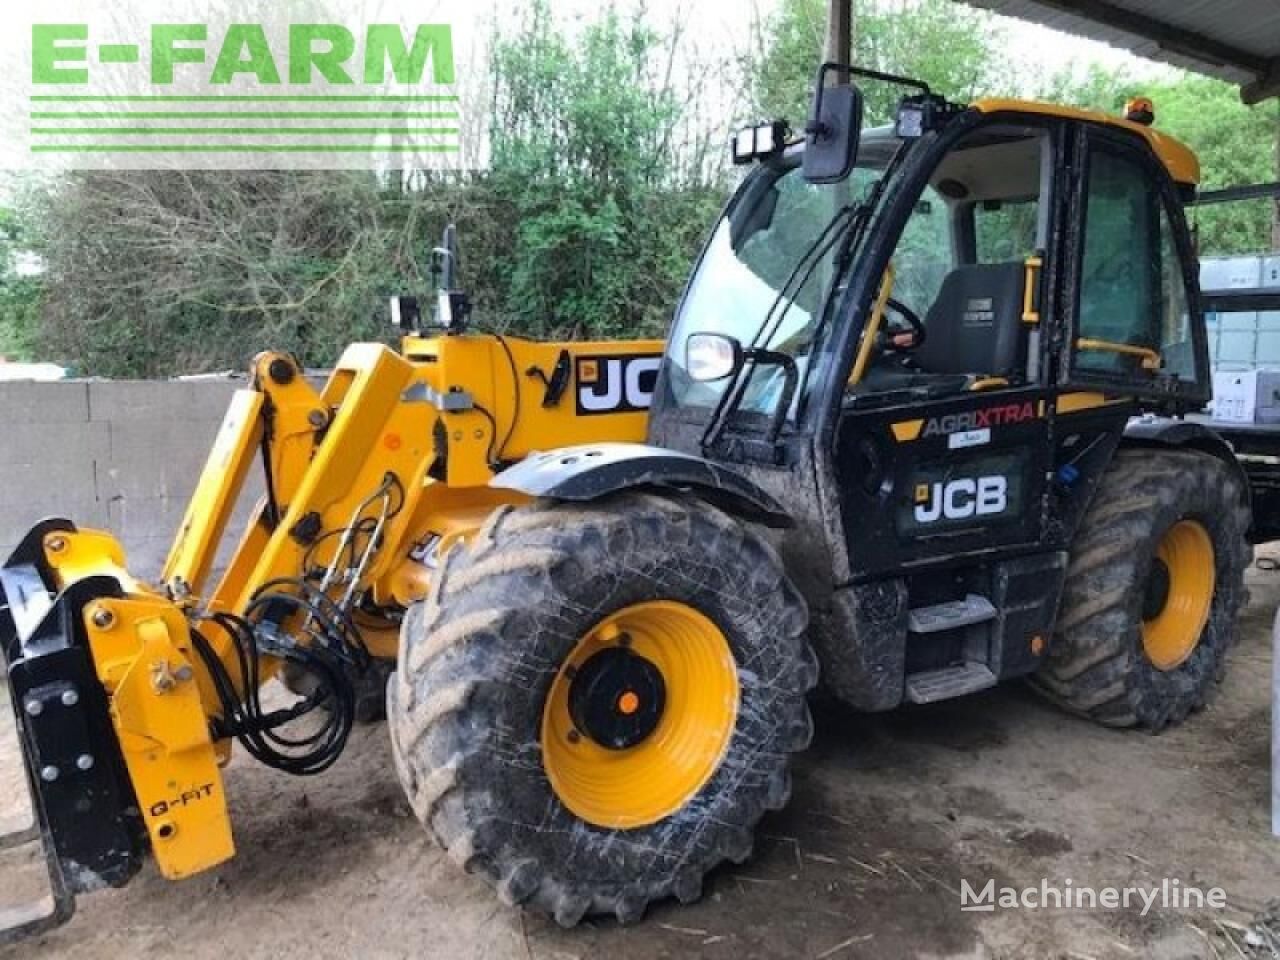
[32,24,455,88]
[10,2,477,170]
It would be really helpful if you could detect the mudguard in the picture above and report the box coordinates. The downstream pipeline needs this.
[1123,416,1250,497]
[490,443,793,528]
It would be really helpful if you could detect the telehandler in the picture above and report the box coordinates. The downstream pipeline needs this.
[0,68,1255,935]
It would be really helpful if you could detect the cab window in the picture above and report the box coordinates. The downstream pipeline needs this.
[889,187,952,324]
[846,124,1050,400]
[1075,143,1196,382]
[975,199,1039,264]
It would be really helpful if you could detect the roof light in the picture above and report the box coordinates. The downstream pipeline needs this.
[1125,97,1155,126]
[731,121,790,165]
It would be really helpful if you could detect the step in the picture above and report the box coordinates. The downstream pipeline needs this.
[905,662,998,705]
[907,594,997,635]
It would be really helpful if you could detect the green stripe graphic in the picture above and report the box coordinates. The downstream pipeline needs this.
[30,144,463,153]
[30,95,459,103]
[32,112,460,120]
[33,112,458,120]
[32,127,460,136]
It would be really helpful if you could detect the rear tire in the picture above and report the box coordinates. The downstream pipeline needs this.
[387,492,816,926]
[1035,449,1250,731]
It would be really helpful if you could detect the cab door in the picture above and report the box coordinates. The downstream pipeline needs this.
[1060,125,1210,408]
[835,116,1066,580]
[837,385,1053,580]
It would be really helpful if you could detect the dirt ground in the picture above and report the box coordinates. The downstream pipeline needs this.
[3,554,1278,960]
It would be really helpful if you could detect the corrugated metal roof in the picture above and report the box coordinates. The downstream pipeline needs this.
[960,0,1280,101]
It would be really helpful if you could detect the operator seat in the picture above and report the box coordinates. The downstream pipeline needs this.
[849,261,1029,401]
[913,262,1027,379]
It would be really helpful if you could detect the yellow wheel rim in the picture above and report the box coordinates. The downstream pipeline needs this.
[1141,520,1215,672]
[540,600,740,830]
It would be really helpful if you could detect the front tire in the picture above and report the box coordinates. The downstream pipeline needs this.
[1035,449,1250,731]
[387,492,816,926]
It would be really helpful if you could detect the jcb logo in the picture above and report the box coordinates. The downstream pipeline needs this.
[914,476,1008,524]
[576,354,661,415]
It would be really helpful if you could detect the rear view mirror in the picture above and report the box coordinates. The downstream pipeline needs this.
[686,333,743,382]
[803,63,863,185]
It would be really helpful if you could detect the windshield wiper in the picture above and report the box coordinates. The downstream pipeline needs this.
[793,141,909,414]
[700,201,861,457]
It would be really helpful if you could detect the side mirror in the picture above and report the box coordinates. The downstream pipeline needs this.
[686,333,743,382]
[803,63,863,185]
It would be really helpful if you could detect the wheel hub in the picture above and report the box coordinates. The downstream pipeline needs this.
[539,600,740,830]
[1142,557,1172,621]
[568,646,666,750]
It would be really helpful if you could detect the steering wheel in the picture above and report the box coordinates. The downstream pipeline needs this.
[849,266,933,388]
[879,297,925,353]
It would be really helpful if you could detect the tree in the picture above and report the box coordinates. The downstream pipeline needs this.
[0,195,42,362]
[1041,68,1278,257]
[1145,76,1277,257]
[9,3,1277,378]
[29,170,414,377]
[7,2,727,377]
[488,1,724,339]
[747,0,1007,128]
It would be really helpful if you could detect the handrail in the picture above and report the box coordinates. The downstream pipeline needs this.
[1076,337,1161,370]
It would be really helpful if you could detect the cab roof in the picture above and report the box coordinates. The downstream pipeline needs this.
[791,98,1201,187]
[973,98,1201,185]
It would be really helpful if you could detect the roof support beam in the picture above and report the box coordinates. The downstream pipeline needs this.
[825,0,852,70]
[992,0,1270,78]
[1192,182,1280,205]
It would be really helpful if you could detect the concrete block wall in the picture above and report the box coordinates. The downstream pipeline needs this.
[0,379,265,579]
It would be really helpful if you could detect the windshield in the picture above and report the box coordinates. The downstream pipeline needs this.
[665,133,898,420]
